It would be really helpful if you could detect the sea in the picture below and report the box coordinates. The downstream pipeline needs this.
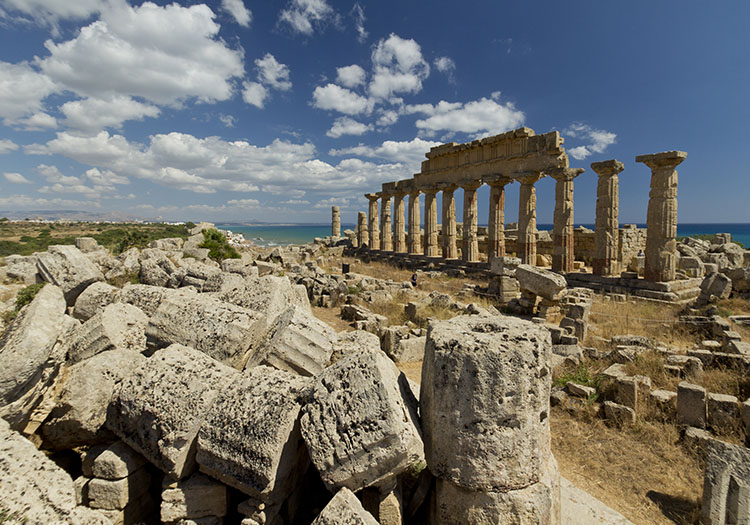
[218,223,750,249]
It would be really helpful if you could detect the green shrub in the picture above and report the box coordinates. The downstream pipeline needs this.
[2,283,46,324]
[200,228,240,262]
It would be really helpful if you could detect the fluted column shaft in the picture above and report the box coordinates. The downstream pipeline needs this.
[357,211,368,248]
[487,177,511,264]
[331,206,340,238]
[423,189,440,257]
[637,151,687,282]
[516,173,543,265]
[441,185,458,259]
[366,194,380,250]
[393,193,407,253]
[407,192,421,255]
[461,182,481,262]
[550,168,584,273]
[380,196,392,251]
[591,160,625,276]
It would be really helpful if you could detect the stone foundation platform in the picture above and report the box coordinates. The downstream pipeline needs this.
[565,273,701,303]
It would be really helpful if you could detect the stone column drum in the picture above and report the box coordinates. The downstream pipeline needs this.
[486,176,511,264]
[423,189,440,258]
[516,172,544,265]
[357,211,369,248]
[440,185,458,260]
[393,193,407,254]
[549,168,584,273]
[461,182,482,263]
[366,194,380,250]
[591,160,624,276]
[637,151,687,282]
[408,191,422,255]
[421,315,560,524]
[331,206,340,238]
[380,195,393,252]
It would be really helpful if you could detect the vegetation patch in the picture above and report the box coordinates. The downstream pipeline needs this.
[200,228,240,262]
[1,283,45,324]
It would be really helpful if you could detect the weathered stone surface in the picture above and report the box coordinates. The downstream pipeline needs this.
[147,292,263,368]
[388,335,427,363]
[197,365,310,501]
[311,487,379,525]
[0,284,69,430]
[42,349,145,449]
[72,281,118,321]
[301,347,424,492]
[330,330,380,363]
[246,305,336,376]
[212,275,311,326]
[161,472,227,522]
[221,258,259,277]
[700,272,732,300]
[82,440,147,480]
[677,381,707,428]
[107,344,238,479]
[560,477,634,525]
[566,382,595,399]
[603,401,636,425]
[4,254,40,284]
[421,315,551,492]
[117,282,179,316]
[701,438,750,525]
[36,245,105,304]
[515,264,567,300]
[75,237,99,252]
[66,303,148,363]
[591,159,624,277]
[150,237,184,250]
[88,467,150,510]
[707,393,739,431]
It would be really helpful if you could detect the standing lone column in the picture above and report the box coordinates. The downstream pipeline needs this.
[365,193,380,250]
[549,168,584,273]
[637,151,687,282]
[461,182,482,262]
[357,211,368,248]
[393,193,407,253]
[486,175,511,264]
[331,206,340,238]
[516,172,544,265]
[423,189,440,257]
[407,191,422,255]
[440,184,458,259]
[591,160,625,276]
[380,195,392,252]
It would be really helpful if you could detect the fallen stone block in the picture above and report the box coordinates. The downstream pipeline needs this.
[42,349,145,450]
[515,264,567,300]
[82,441,147,480]
[66,303,148,363]
[726,340,750,356]
[36,245,105,305]
[116,283,179,316]
[603,401,636,426]
[677,381,707,428]
[602,363,628,380]
[150,237,184,250]
[72,281,118,321]
[650,389,677,413]
[197,366,310,502]
[301,347,423,492]
[707,392,739,432]
[701,438,750,525]
[95,492,156,525]
[107,344,238,479]
[139,255,176,287]
[700,272,732,300]
[88,467,150,510]
[330,330,380,363]
[566,382,595,399]
[311,487,379,525]
[388,335,427,363]
[560,477,634,524]
[5,254,41,284]
[221,258,259,277]
[245,305,336,376]
[161,472,228,522]
[212,275,311,323]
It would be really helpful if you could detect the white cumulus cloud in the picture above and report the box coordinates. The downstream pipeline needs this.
[255,53,292,91]
[336,64,366,88]
[242,82,269,108]
[369,34,430,100]
[0,61,58,125]
[279,0,336,35]
[326,117,372,138]
[434,56,455,73]
[221,0,251,26]
[410,97,524,136]
[3,172,32,184]
[564,122,617,159]
[0,139,20,154]
[61,95,160,131]
[329,137,439,167]
[312,84,373,115]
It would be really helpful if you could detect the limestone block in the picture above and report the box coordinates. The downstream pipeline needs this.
[196,366,310,501]
[150,237,184,250]
[700,272,732,300]
[82,441,146,480]
[36,245,105,305]
[221,258,259,277]
[72,281,118,321]
[42,349,144,449]
[677,382,707,428]
[489,256,521,276]
[650,389,677,412]
[726,267,750,293]
[5,254,41,284]
[390,335,427,363]
[88,467,150,510]
[117,283,179,316]
[107,344,238,479]
[301,347,424,492]
[726,340,750,356]
[701,438,750,525]
[201,271,245,293]
[146,292,263,368]
[707,392,739,431]
[311,487,378,525]
[560,477,634,525]
[161,472,228,522]
[667,354,704,380]
[603,401,636,425]
[66,303,148,363]
[515,264,567,301]
[743,399,750,442]
[330,330,380,363]
[74,236,99,252]
[211,275,311,325]
[246,305,336,376]
[0,284,69,429]
[421,315,551,492]
[139,256,174,287]
[559,316,586,342]
[566,382,595,399]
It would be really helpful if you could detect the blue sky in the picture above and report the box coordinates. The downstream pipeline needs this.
[0,0,748,224]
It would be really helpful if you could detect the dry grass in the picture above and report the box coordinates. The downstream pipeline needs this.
[396,361,423,385]
[552,408,703,525]
[715,296,750,317]
[624,351,679,391]
[311,305,353,333]
[700,367,750,400]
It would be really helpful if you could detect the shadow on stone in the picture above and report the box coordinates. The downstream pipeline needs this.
[646,490,700,524]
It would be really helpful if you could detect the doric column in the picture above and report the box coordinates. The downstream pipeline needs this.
[423,188,440,257]
[440,184,458,259]
[365,193,380,250]
[407,191,421,255]
[516,172,544,265]
[591,160,625,276]
[357,211,368,248]
[392,193,407,253]
[549,167,584,273]
[636,151,687,282]
[485,175,512,264]
[460,181,482,262]
[380,194,392,252]
[331,206,340,238]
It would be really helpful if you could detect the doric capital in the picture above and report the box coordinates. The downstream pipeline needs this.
[590,159,624,177]
[437,182,458,192]
[365,193,381,201]
[483,174,513,187]
[635,151,687,170]
[422,187,439,196]
[513,171,544,186]
[547,167,584,182]
[460,181,482,191]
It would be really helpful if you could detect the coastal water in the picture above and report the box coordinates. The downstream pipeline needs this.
[220,223,750,249]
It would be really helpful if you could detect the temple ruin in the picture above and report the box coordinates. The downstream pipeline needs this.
[346,126,694,302]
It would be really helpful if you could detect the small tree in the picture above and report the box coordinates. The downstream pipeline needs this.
[200,228,240,261]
